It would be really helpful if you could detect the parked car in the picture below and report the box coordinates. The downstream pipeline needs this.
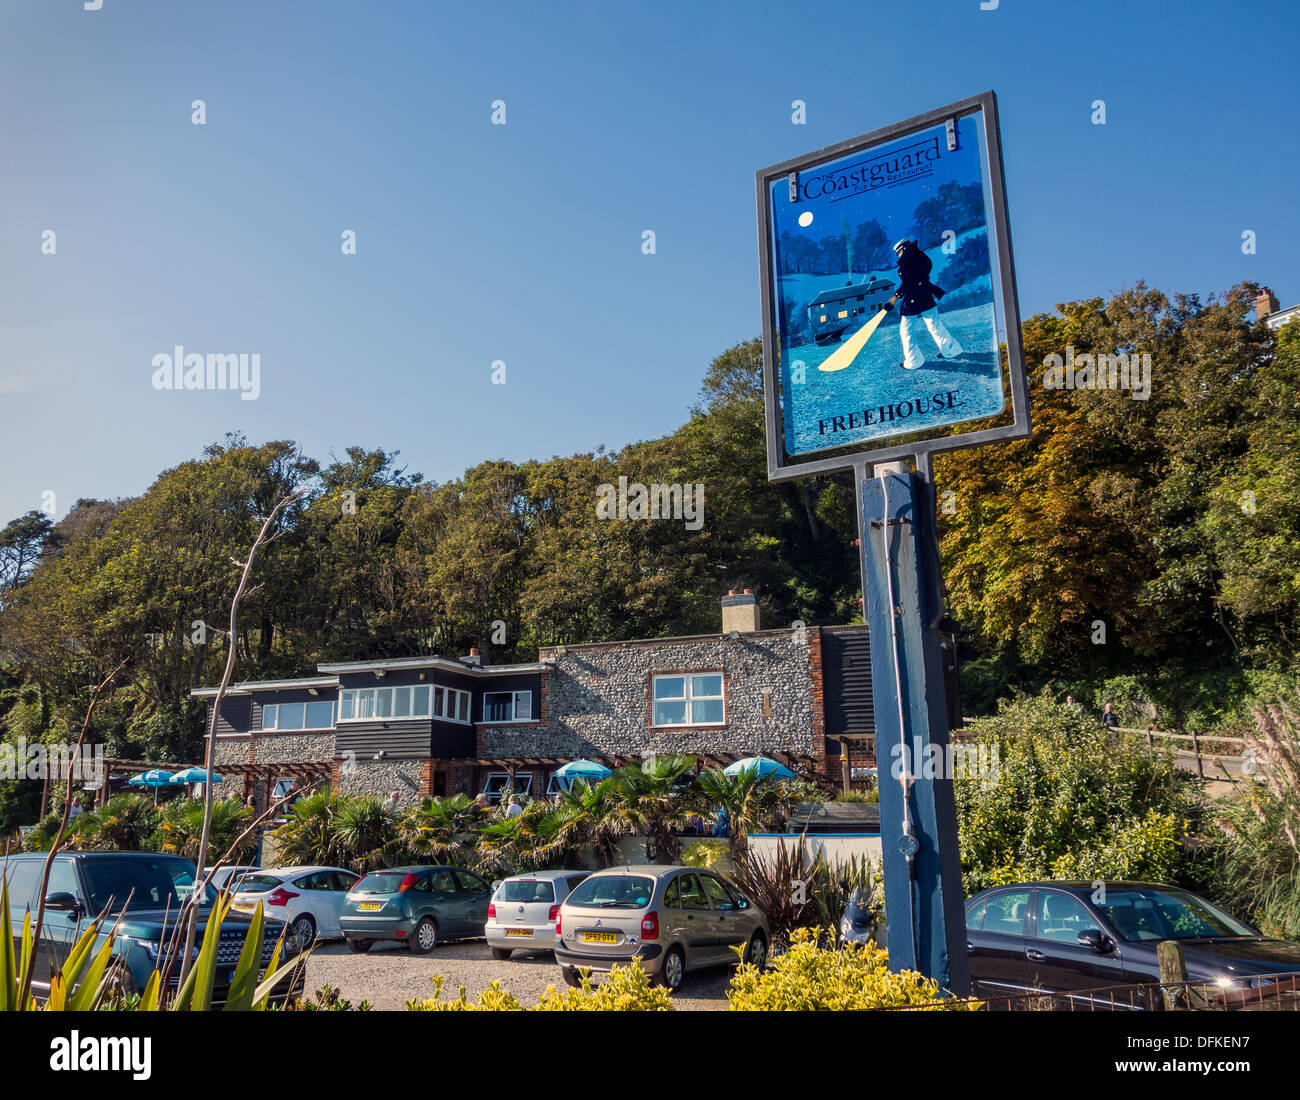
[340,865,492,954]
[485,870,589,959]
[204,864,261,903]
[555,865,769,992]
[228,866,360,947]
[2,851,302,1006]
[965,880,1300,1006]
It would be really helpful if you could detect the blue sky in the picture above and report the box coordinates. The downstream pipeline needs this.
[2,0,1296,525]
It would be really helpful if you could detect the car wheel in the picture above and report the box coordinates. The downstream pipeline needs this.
[657,946,686,991]
[744,932,768,970]
[490,947,513,961]
[346,938,371,954]
[410,917,439,955]
[290,914,317,949]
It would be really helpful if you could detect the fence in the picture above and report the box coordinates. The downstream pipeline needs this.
[883,972,1300,1012]
[953,720,1256,784]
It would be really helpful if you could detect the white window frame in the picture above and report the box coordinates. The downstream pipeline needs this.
[261,700,335,731]
[337,685,433,724]
[482,690,533,724]
[651,673,725,728]
[481,771,533,804]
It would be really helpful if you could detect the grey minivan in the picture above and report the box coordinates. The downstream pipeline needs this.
[555,865,769,991]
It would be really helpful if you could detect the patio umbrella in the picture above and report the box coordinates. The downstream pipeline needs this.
[128,769,179,804]
[170,767,223,784]
[722,756,794,780]
[555,759,612,779]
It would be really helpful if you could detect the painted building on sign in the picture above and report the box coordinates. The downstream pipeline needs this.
[193,591,878,810]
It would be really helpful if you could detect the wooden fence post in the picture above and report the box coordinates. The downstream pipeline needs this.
[1158,939,1188,1010]
[1190,729,1204,779]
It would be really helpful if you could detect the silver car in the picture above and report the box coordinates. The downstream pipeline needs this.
[555,865,770,992]
[485,870,590,959]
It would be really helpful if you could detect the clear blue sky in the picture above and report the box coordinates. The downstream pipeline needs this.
[2,0,1296,525]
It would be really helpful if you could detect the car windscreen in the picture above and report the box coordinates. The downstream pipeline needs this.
[1097,888,1255,941]
[352,872,412,895]
[81,857,218,912]
[566,874,655,910]
[233,874,283,892]
[498,879,556,903]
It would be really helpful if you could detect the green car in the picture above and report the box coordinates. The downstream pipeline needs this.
[339,865,491,954]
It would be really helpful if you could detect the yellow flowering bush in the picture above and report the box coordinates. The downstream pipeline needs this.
[406,963,674,1011]
[725,929,977,1010]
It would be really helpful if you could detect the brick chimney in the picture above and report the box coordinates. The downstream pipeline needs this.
[722,589,760,634]
[461,647,482,666]
[1256,287,1280,323]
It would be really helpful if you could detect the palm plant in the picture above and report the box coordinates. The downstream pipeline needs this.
[538,777,628,868]
[157,797,254,862]
[330,796,397,871]
[474,799,552,878]
[611,754,696,864]
[694,767,805,868]
[273,792,343,868]
[396,793,480,865]
[72,793,161,852]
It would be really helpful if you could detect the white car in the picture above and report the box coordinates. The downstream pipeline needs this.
[229,865,361,946]
[485,870,590,959]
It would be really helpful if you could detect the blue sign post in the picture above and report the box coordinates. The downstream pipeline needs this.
[859,462,970,994]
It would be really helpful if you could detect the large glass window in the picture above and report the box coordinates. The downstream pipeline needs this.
[1094,887,1254,943]
[262,699,335,730]
[982,890,1030,937]
[652,673,724,727]
[483,691,533,723]
[338,685,436,723]
[1033,891,1100,944]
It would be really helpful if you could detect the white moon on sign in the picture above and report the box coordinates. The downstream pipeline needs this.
[797,211,814,228]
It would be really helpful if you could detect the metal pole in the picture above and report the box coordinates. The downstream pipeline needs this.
[857,457,970,995]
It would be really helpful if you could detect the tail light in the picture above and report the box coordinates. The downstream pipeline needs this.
[398,873,420,892]
[555,910,562,935]
[548,904,560,922]
[266,888,299,907]
[641,912,659,939]
[488,903,497,919]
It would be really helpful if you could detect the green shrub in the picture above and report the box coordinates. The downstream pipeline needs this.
[680,839,730,869]
[954,692,1204,894]
[726,928,973,1010]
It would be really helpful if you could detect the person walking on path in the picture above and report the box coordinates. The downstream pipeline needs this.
[887,238,963,370]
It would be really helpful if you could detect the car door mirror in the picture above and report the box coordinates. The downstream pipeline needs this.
[1077,929,1109,953]
[45,892,80,914]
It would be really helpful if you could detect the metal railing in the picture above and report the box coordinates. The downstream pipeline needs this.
[884,972,1300,1011]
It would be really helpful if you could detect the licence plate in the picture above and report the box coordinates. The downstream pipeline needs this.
[232,902,255,911]
[582,931,618,944]
[358,902,382,911]
[506,928,533,937]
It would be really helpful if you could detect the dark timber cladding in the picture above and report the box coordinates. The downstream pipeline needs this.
[822,627,874,738]
[211,696,251,737]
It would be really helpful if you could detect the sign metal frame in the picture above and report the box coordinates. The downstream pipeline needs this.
[756,90,1030,483]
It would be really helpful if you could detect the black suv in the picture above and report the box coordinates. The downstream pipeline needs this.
[2,851,303,1006]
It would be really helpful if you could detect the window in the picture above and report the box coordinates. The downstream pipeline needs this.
[1034,891,1099,945]
[837,309,848,319]
[652,673,724,727]
[427,870,457,896]
[819,314,827,322]
[481,772,533,803]
[454,870,488,894]
[483,690,533,724]
[700,874,737,911]
[982,891,1029,937]
[338,685,434,723]
[262,700,334,730]
[965,898,986,931]
[677,874,710,910]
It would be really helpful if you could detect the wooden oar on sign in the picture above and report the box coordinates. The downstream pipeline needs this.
[818,293,901,373]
